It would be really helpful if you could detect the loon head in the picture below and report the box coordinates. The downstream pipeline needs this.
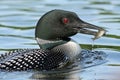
[35,9,105,49]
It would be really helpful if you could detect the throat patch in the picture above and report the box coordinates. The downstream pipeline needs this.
[36,38,67,49]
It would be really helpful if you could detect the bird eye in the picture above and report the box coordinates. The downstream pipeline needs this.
[62,18,69,24]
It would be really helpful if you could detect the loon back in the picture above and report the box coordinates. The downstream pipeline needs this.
[0,9,105,71]
[0,49,68,71]
[0,41,81,71]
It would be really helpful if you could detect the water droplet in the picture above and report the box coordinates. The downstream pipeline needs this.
[91,40,95,51]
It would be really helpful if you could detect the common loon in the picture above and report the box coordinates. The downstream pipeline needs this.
[0,9,105,71]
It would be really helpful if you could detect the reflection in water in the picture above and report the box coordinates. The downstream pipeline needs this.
[0,0,120,80]
[90,1,111,4]
[31,71,81,80]
[30,62,82,80]
[0,24,34,30]
[81,44,120,52]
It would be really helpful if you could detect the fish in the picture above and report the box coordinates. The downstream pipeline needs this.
[92,29,106,40]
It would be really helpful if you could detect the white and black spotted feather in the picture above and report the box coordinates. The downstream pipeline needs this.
[0,49,69,71]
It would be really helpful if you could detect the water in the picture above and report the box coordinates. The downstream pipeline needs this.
[0,0,120,80]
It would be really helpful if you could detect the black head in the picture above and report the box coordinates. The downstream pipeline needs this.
[35,9,105,41]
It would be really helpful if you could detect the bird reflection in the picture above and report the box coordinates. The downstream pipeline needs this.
[29,55,83,80]
[31,71,81,80]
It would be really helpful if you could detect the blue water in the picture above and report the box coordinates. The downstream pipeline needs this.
[0,0,120,80]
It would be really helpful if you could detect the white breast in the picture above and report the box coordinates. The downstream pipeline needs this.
[51,41,81,61]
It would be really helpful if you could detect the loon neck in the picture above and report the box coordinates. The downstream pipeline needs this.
[36,37,68,50]
[36,37,81,61]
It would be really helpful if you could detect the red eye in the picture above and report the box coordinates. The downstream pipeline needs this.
[63,18,69,24]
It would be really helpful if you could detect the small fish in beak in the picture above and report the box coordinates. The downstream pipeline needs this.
[92,29,106,40]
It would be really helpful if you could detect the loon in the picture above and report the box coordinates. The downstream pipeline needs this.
[0,9,105,71]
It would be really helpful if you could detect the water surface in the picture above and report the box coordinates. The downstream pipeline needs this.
[0,0,120,80]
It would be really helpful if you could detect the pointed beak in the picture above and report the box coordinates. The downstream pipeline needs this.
[73,21,106,40]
